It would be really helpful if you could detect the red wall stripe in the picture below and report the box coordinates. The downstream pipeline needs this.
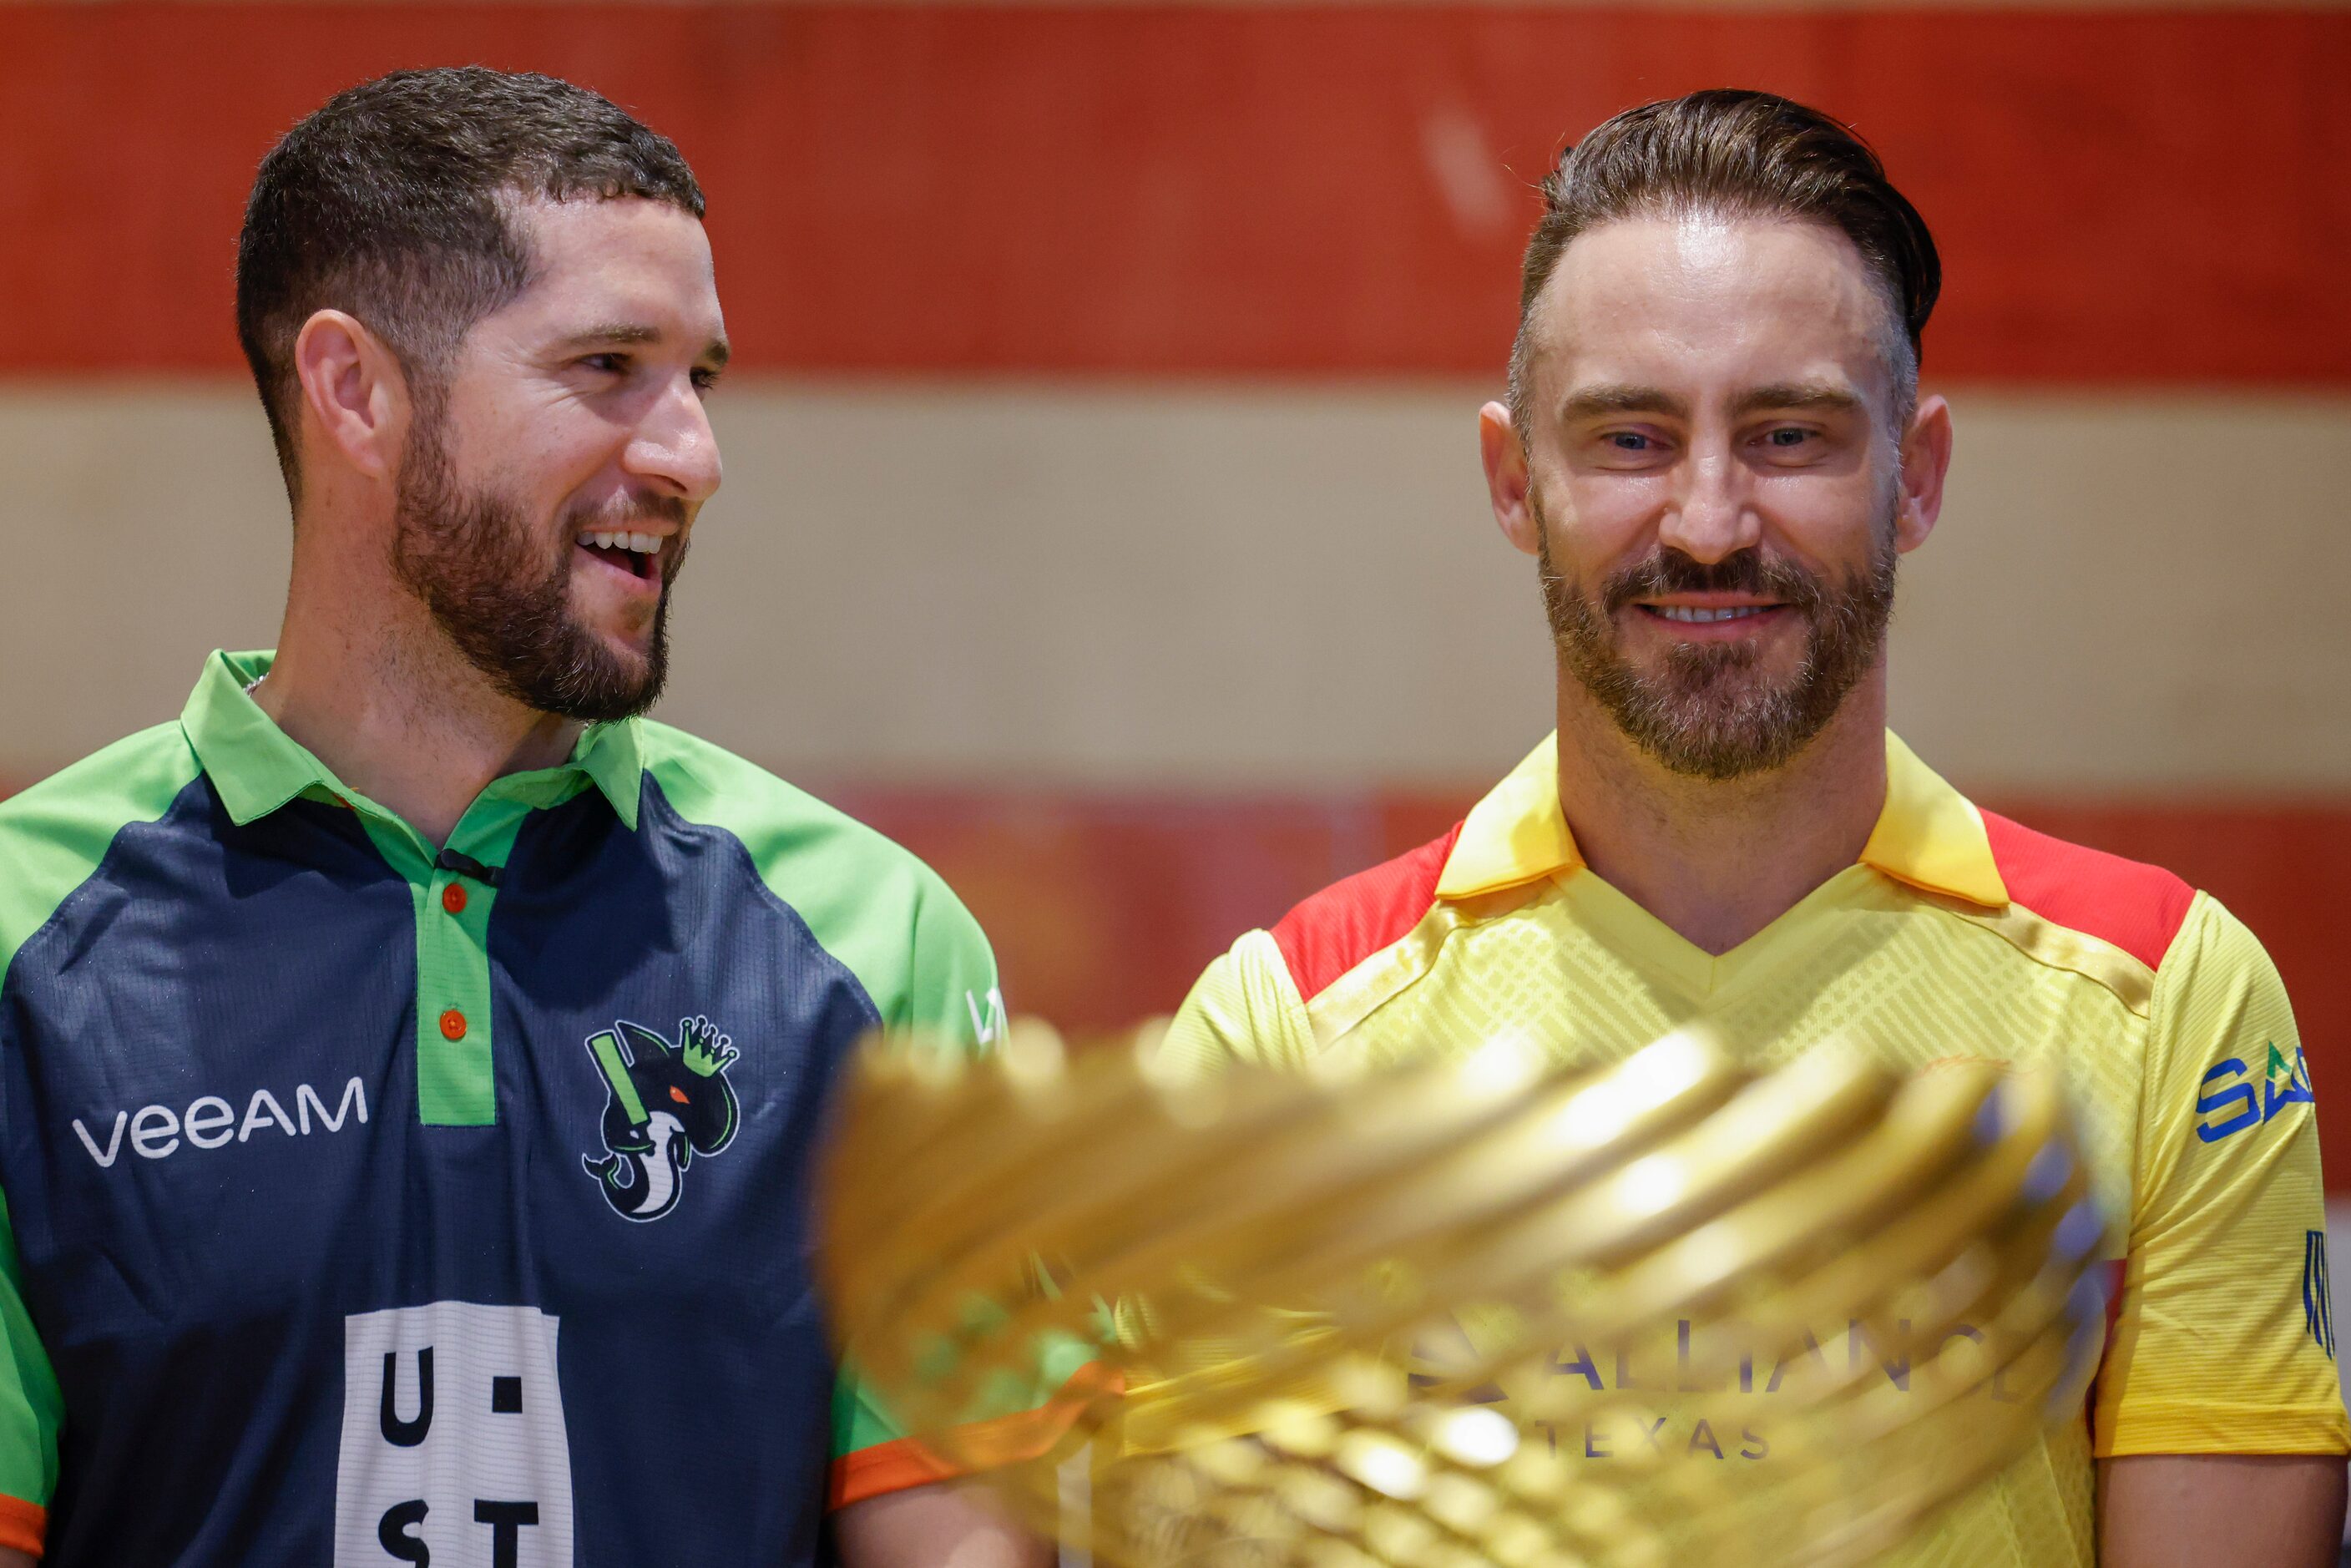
[2,5,2346,382]
[829,790,2351,1181]
[4,776,2348,1176]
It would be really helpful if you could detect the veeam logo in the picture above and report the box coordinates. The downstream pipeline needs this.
[2195,1043,2315,1145]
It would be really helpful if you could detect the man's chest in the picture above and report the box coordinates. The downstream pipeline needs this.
[1,877,872,1333]
[1344,898,2149,1196]
[0,808,883,1562]
[1337,902,2125,1567]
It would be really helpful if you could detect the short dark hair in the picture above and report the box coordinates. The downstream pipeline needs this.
[1508,89,1940,435]
[235,67,706,501]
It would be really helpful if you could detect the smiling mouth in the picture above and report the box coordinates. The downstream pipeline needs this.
[576,529,665,583]
[1640,604,1782,625]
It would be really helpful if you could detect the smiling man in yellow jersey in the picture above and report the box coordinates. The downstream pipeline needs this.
[1164,90,2348,1565]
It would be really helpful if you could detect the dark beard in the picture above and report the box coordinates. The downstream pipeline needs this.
[1537,503,1896,781]
[390,414,685,725]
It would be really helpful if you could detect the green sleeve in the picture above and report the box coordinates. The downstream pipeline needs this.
[829,1293,1110,1471]
[0,1196,61,1521]
[0,721,202,1525]
[634,724,1004,1049]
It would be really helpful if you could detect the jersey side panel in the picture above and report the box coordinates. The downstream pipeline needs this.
[0,722,204,1537]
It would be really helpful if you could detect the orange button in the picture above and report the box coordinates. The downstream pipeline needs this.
[438,1009,468,1041]
[441,883,468,915]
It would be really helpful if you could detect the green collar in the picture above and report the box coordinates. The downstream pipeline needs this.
[179,650,645,835]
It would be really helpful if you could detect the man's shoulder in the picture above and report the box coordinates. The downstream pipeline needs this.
[1976,809,2201,974]
[0,722,201,833]
[635,721,914,867]
[1,722,205,976]
[1266,823,1464,1004]
[630,720,983,953]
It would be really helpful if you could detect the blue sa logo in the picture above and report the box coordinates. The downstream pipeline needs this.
[2196,1043,2315,1144]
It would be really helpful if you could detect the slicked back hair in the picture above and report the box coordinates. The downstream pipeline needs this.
[1507,89,1940,440]
[236,66,705,504]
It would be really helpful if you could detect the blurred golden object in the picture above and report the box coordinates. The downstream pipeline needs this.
[820,1022,2110,1567]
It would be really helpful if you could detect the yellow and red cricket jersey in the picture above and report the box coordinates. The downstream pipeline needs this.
[1165,731,2349,1565]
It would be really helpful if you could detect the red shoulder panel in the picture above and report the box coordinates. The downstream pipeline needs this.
[1979,811,2198,973]
[1271,824,1464,1004]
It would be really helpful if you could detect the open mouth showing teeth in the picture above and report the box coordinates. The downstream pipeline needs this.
[578,529,665,582]
[1645,604,1777,624]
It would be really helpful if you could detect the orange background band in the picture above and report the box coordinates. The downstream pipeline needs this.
[828,789,2351,1190]
[1,4,2347,382]
[1,776,2343,1178]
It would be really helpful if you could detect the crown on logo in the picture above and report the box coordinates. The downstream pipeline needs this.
[679,1016,739,1079]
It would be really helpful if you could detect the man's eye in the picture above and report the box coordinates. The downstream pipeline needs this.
[1607,432,1651,452]
[1766,427,1812,448]
[581,353,628,375]
[690,367,720,393]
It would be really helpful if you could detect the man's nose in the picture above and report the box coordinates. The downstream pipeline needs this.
[624,377,724,504]
[1657,448,1759,564]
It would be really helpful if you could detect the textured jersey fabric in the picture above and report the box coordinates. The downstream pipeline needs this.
[1165,731,2348,1566]
[0,650,1079,1565]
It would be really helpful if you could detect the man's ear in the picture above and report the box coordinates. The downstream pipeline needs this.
[291,310,412,483]
[1894,392,1954,554]
[1479,401,1542,559]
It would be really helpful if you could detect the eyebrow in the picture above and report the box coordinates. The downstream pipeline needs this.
[1555,381,1863,424]
[558,321,731,369]
[1729,382,1862,417]
[1557,384,1689,423]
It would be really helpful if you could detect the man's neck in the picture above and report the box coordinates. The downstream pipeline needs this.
[1554,671,1890,956]
[254,592,582,851]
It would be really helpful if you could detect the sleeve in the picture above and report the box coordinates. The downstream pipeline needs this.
[0,1189,60,1556]
[1160,929,1320,1078]
[882,870,1004,1049]
[827,872,1111,1510]
[2093,892,2351,1457]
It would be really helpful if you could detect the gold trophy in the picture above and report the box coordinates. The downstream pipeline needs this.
[821,1024,2109,1567]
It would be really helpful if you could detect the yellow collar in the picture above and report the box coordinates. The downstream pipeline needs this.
[1433,731,2009,909]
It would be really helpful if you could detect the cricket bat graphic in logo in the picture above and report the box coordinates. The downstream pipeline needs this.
[582,1017,741,1222]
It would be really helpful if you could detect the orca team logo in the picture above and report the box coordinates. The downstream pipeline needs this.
[582,1017,741,1222]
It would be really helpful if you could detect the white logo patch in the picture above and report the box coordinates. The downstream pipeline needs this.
[334,1302,574,1567]
[966,985,1008,1047]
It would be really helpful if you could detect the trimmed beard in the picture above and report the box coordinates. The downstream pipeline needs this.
[1536,498,1897,781]
[390,407,685,725]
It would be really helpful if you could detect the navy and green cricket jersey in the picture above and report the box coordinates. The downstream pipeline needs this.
[0,650,1085,1565]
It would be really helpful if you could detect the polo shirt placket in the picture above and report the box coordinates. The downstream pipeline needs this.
[185,650,649,1128]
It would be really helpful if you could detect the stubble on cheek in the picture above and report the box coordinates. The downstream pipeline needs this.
[390,424,682,724]
[1530,495,1895,781]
